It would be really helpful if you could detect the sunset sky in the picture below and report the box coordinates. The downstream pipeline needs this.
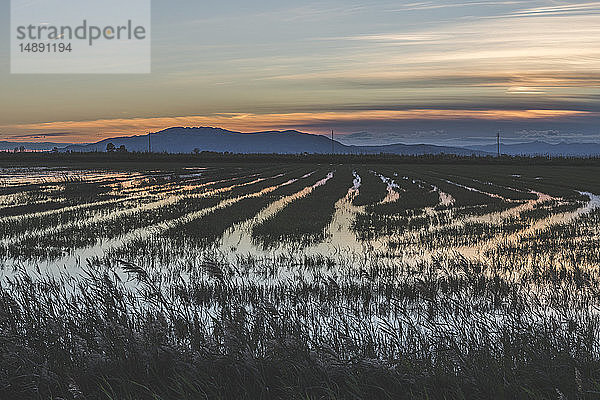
[1,0,599,145]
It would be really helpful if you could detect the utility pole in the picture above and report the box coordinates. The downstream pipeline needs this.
[497,131,500,157]
[148,132,151,153]
[331,130,334,154]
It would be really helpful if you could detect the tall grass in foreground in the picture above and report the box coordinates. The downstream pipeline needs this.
[2,250,600,399]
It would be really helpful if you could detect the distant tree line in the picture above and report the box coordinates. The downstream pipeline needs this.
[106,143,128,153]
[3,150,600,167]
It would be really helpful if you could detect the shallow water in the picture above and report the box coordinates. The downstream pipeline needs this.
[2,166,599,282]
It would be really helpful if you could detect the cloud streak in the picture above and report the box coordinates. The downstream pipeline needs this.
[504,2,600,17]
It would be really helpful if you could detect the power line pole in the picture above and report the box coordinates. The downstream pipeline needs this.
[331,130,334,154]
[497,131,500,157]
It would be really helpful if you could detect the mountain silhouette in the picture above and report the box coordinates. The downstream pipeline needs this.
[62,127,487,156]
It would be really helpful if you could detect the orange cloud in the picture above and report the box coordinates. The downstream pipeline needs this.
[1,109,593,143]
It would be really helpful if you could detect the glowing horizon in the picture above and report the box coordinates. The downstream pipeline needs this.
[1,108,594,144]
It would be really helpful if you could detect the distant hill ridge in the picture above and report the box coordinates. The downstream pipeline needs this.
[467,141,600,157]
[61,127,487,156]
[6,128,600,156]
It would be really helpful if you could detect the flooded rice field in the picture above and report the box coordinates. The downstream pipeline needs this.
[3,161,600,398]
